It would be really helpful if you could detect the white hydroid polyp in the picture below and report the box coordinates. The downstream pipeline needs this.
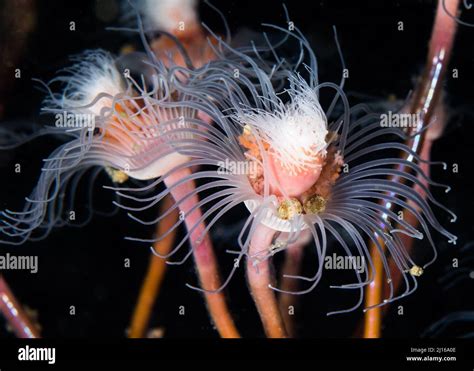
[43,49,194,181]
[0,38,204,245]
[236,81,328,175]
[136,0,198,33]
[45,50,127,117]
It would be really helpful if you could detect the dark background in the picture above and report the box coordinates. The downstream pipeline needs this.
[0,0,473,338]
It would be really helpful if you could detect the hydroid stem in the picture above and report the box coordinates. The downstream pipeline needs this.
[129,194,178,338]
[0,275,39,338]
[165,168,240,338]
[247,224,288,338]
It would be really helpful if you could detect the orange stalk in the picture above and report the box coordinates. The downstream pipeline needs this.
[129,194,178,338]
[363,236,385,338]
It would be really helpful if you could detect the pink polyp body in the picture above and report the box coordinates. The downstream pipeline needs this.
[268,153,323,197]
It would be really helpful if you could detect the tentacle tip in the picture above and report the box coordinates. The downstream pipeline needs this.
[185,282,208,293]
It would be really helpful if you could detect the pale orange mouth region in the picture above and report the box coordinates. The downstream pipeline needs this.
[239,127,343,219]
[268,153,324,197]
